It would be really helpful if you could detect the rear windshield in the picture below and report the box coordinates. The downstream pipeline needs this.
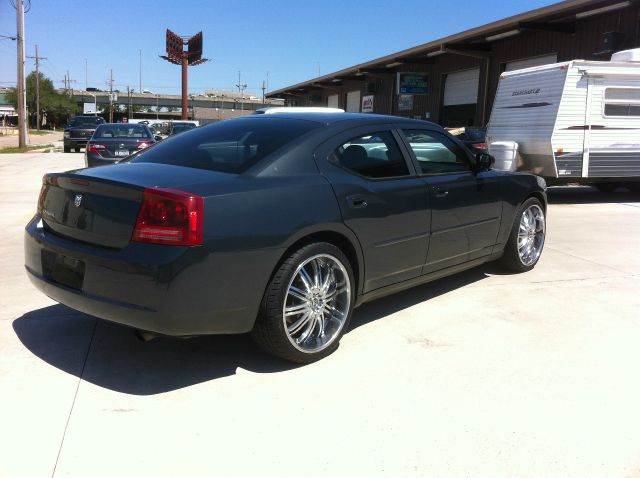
[69,117,104,127]
[171,123,195,134]
[94,125,152,139]
[129,117,321,173]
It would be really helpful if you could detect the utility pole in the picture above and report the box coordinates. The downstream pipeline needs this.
[236,71,247,114]
[84,58,88,91]
[16,0,28,147]
[27,45,47,130]
[127,86,131,119]
[107,69,114,123]
[139,49,142,94]
[261,80,266,106]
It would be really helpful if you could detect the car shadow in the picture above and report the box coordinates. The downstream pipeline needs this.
[350,265,492,331]
[547,185,639,205]
[13,264,495,395]
[12,305,299,395]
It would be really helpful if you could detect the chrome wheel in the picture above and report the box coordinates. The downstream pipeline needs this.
[283,254,351,353]
[517,204,545,266]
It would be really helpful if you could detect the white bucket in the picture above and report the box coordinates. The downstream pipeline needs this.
[489,141,519,172]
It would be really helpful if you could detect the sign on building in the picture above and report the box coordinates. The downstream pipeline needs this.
[83,102,97,114]
[361,95,374,113]
[397,73,429,95]
[398,94,414,111]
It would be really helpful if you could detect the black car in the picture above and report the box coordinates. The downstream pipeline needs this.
[85,123,156,167]
[451,126,487,154]
[169,122,197,135]
[63,116,105,153]
[26,113,547,363]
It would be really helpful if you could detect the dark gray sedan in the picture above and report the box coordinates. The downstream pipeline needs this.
[25,113,547,363]
[85,123,156,167]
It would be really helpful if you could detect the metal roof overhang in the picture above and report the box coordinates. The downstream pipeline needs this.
[267,0,633,97]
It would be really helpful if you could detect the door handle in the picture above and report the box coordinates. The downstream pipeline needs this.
[347,194,368,209]
[434,188,449,198]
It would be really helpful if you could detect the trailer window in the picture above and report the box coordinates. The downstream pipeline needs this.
[604,88,640,117]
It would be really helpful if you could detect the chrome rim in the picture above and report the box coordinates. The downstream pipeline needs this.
[518,204,545,266]
[283,254,351,353]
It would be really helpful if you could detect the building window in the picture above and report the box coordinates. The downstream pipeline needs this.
[603,88,640,117]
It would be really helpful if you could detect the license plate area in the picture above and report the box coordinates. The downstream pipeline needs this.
[115,149,129,157]
[42,251,85,290]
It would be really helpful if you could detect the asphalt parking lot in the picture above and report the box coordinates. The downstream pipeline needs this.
[1,151,639,478]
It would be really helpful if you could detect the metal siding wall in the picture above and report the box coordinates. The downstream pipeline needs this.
[317,5,640,125]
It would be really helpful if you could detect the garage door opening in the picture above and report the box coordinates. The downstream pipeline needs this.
[441,68,480,127]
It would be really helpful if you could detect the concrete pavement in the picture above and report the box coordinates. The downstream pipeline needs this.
[1,152,639,478]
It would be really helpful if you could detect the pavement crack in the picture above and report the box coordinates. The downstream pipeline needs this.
[50,318,98,478]
[545,245,630,274]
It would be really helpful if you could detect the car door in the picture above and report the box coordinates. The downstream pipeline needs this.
[399,128,503,274]
[315,126,430,292]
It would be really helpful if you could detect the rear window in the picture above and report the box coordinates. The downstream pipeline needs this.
[129,117,321,173]
[94,125,151,139]
[69,117,104,127]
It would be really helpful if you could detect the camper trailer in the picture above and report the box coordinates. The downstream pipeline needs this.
[486,48,640,191]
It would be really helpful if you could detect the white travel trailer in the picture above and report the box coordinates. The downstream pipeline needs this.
[486,48,640,189]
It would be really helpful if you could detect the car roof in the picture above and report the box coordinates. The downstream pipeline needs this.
[238,112,436,127]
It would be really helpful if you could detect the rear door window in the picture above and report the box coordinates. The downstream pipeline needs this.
[129,117,321,173]
[331,131,410,179]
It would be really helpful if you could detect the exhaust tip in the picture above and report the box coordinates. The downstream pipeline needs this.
[134,329,156,342]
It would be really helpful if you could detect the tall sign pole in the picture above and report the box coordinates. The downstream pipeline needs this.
[16,0,28,147]
[160,30,208,120]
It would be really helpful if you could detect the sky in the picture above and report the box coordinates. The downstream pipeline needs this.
[1,0,558,96]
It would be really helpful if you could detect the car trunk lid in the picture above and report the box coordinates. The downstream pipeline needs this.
[39,163,237,248]
[90,138,151,159]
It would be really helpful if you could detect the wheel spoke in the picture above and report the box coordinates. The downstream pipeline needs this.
[284,303,307,317]
[288,285,308,302]
[299,267,314,291]
[288,311,312,335]
[310,258,322,288]
[297,314,317,344]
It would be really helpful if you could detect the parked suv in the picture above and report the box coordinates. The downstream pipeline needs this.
[63,116,105,153]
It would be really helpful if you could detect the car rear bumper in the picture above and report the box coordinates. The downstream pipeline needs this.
[24,216,270,336]
[64,139,88,148]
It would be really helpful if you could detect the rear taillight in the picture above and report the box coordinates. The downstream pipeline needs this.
[37,176,47,216]
[87,143,106,155]
[132,188,203,246]
[472,143,487,149]
[136,140,151,149]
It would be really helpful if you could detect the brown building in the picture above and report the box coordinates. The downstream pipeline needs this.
[267,0,640,127]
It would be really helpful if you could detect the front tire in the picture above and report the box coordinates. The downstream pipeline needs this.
[499,198,546,272]
[251,242,355,364]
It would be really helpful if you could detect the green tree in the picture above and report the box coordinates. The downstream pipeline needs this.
[5,71,78,128]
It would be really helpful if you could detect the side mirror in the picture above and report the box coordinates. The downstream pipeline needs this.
[154,135,163,142]
[475,152,494,171]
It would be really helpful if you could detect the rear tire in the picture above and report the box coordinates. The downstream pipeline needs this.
[251,242,355,364]
[499,197,546,273]
[64,145,71,153]
[626,182,640,193]
[74,147,80,153]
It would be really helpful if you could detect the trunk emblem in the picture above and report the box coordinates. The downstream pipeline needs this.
[74,194,83,207]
